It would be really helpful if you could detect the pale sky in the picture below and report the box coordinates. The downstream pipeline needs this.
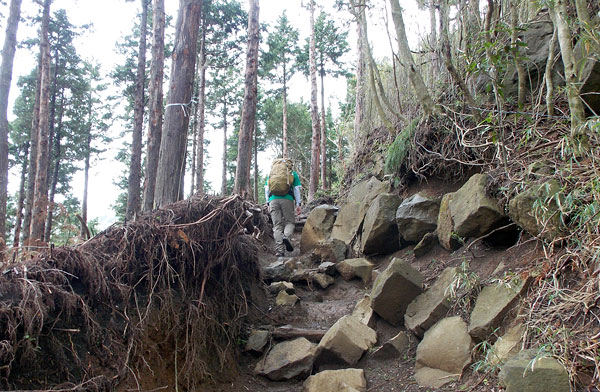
[0,0,428,229]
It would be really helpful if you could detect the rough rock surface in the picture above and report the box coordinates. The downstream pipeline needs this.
[415,316,472,388]
[351,295,375,327]
[331,177,389,245]
[469,278,529,339]
[316,315,377,365]
[318,261,337,276]
[336,258,374,283]
[371,258,423,326]
[395,193,440,243]
[405,267,457,337]
[309,272,335,289]
[303,369,367,392]
[244,329,270,353]
[300,205,339,253]
[263,259,293,281]
[372,331,409,360]
[254,337,316,381]
[489,324,525,366]
[499,350,570,392]
[311,239,347,263]
[413,232,438,257]
[361,193,402,255]
[276,291,299,306]
[269,281,295,294]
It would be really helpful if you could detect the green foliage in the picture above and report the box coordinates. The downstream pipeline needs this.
[384,118,418,174]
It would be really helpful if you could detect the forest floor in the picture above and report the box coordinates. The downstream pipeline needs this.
[203,201,543,392]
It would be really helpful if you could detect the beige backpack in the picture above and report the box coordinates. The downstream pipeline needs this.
[268,159,294,196]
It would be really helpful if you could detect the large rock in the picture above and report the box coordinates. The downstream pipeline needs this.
[303,369,367,392]
[577,41,600,116]
[316,315,377,365]
[269,281,295,295]
[499,350,570,392]
[311,238,347,263]
[395,193,440,243]
[405,267,458,337]
[263,259,293,281]
[331,177,389,245]
[255,337,316,381]
[336,258,374,283]
[300,205,339,253]
[361,193,402,255]
[372,331,409,360]
[415,316,472,388]
[371,257,423,326]
[413,232,438,257]
[469,278,530,339]
[489,324,525,367]
[508,179,564,241]
[437,174,505,250]
[276,291,299,306]
[351,295,375,327]
[244,329,270,353]
[308,272,335,289]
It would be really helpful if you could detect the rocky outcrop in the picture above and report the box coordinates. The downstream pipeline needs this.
[499,350,570,392]
[276,291,299,306]
[303,369,367,392]
[361,193,402,255]
[255,337,316,381]
[405,267,457,337]
[468,278,529,339]
[316,315,377,365]
[311,239,347,263]
[372,331,409,360]
[336,258,374,283]
[395,193,440,243]
[437,174,505,250]
[300,205,339,253]
[508,179,564,241]
[371,258,423,326]
[244,329,270,354]
[331,177,389,245]
[415,317,472,388]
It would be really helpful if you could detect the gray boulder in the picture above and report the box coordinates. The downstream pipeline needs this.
[244,329,270,354]
[276,291,299,306]
[361,193,402,255]
[372,331,409,360]
[300,205,339,253]
[405,267,457,337]
[336,258,374,283]
[415,316,473,388]
[311,238,347,263]
[351,295,375,327]
[269,281,295,295]
[499,350,570,392]
[489,323,525,367]
[255,337,316,381]
[469,278,530,339]
[303,369,367,392]
[308,272,335,289]
[395,193,440,243]
[413,232,438,257]
[318,261,337,276]
[316,315,377,365]
[371,257,423,326]
[331,177,389,245]
[263,259,293,281]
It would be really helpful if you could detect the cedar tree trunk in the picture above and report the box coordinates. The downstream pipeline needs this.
[308,0,321,201]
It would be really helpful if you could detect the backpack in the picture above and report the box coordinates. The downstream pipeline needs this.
[268,159,294,196]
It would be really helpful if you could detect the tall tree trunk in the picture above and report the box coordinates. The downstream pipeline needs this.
[82,95,92,236]
[545,27,557,117]
[142,0,166,211]
[353,20,365,143]
[389,0,436,116]
[154,0,202,207]
[12,142,28,250]
[0,0,23,253]
[44,125,61,243]
[194,23,206,194]
[221,102,228,196]
[126,0,149,220]
[550,0,587,151]
[233,0,259,197]
[428,3,439,80]
[282,61,289,158]
[22,56,41,246]
[320,70,327,190]
[43,87,63,243]
[30,0,52,245]
[509,0,526,107]
[308,0,321,201]
[253,119,258,201]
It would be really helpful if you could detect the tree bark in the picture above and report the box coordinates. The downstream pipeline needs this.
[142,0,166,211]
[389,0,436,116]
[194,22,206,194]
[253,119,258,201]
[545,27,557,117]
[353,20,365,143]
[509,0,526,108]
[81,94,92,238]
[127,0,149,220]
[30,0,52,245]
[0,0,23,253]
[282,61,288,158]
[12,142,28,250]
[319,70,327,190]
[221,101,228,196]
[154,0,202,207]
[233,0,259,198]
[308,0,321,201]
[44,124,61,243]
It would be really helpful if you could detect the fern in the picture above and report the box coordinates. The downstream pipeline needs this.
[385,118,418,174]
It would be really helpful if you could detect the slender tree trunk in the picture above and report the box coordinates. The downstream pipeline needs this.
[389,0,436,116]
[221,102,228,196]
[44,126,61,243]
[0,0,23,253]
[320,70,327,190]
[233,0,259,197]
[545,27,557,117]
[282,61,289,158]
[308,0,321,201]
[126,0,148,220]
[12,142,28,250]
[142,0,166,211]
[194,24,206,194]
[22,56,41,246]
[82,96,92,233]
[428,3,439,79]
[353,20,365,143]
[510,0,526,107]
[43,88,64,243]
[253,119,258,201]
[154,0,202,207]
[574,0,591,27]
[30,0,52,245]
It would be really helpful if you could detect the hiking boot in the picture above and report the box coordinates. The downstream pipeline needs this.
[282,237,294,252]
[276,251,285,257]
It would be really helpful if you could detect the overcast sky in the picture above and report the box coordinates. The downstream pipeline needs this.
[0,0,429,229]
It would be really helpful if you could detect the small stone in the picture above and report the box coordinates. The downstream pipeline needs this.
[336,258,374,283]
[254,337,316,381]
[268,281,295,294]
[317,315,377,365]
[318,261,337,276]
[372,331,409,360]
[303,369,367,392]
[351,295,375,327]
[309,272,335,289]
[413,232,438,257]
[276,291,299,306]
[244,329,270,353]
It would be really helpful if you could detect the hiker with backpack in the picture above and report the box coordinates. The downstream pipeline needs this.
[265,158,302,257]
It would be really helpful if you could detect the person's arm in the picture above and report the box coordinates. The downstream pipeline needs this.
[264,184,269,203]
[293,185,301,207]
